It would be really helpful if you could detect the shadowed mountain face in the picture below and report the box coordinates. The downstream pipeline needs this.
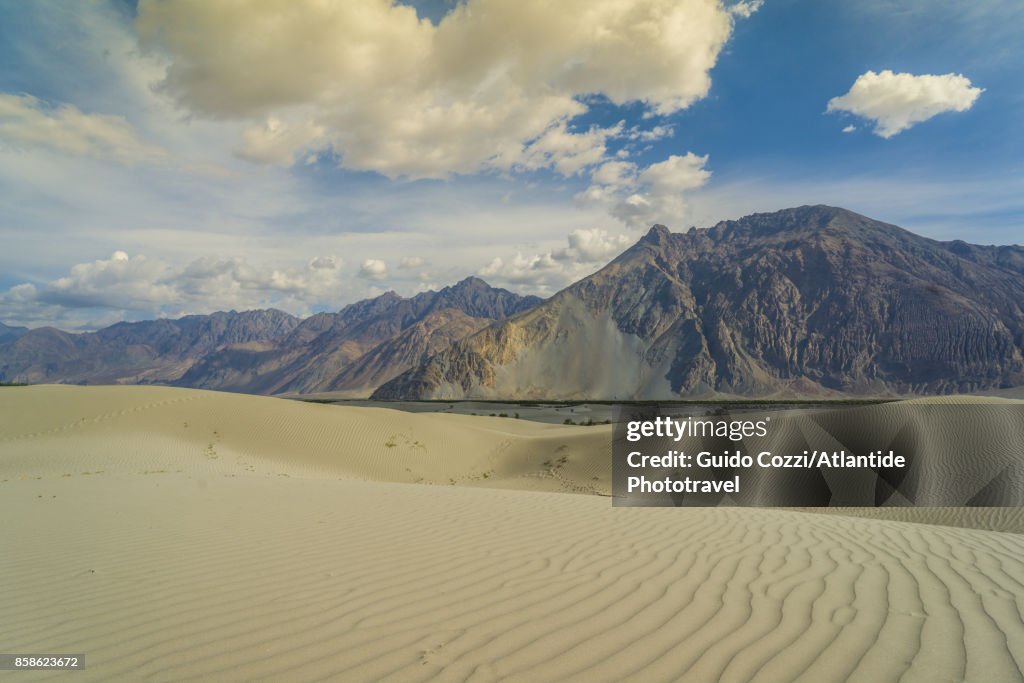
[0,322,28,344]
[0,310,301,385]
[373,206,1024,399]
[0,277,540,394]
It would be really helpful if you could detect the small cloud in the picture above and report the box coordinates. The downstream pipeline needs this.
[359,259,388,280]
[476,227,634,295]
[398,256,425,269]
[729,0,764,19]
[842,125,857,133]
[626,124,675,142]
[578,153,711,229]
[827,70,983,138]
[308,255,340,269]
[552,229,633,263]
[590,160,637,189]
[478,253,562,289]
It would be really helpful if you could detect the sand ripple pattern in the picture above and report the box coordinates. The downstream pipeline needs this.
[2,386,1023,681]
[2,479,1023,682]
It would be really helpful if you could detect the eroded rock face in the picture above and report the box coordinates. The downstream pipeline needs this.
[374,206,1024,399]
[174,277,541,395]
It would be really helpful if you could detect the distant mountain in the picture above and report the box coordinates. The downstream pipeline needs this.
[0,310,300,385]
[373,206,1024,399]
[0,278,540,393]
[175,277,541,395]
[0,322,28,344]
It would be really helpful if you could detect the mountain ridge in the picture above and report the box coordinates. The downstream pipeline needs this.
[373,205,1024,399]
[0,278,541,394]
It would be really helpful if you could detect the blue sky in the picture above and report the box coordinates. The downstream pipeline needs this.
[0,0,1020,330]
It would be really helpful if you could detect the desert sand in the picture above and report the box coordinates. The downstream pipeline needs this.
[2,385,1023,682]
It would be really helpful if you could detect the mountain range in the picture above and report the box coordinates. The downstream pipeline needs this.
[3,206,1023,398]
[0,277,539,395]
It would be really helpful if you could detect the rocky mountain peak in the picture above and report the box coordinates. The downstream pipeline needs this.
[641,224,672,244]
[423,276,543,321]
[448,276,490,291]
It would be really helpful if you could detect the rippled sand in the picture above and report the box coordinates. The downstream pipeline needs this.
[2,386,1022,682]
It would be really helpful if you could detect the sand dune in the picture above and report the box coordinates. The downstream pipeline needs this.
[0,385,611,494]
[2,385,1024,682]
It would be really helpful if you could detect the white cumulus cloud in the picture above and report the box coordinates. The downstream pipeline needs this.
[827,70,983,138]
[577,153,711,229]
[359,259,389,280]
[0,251,353,328]
[478,227,634,294]
[478,253,564,290]
[552,229,634,263]
[135,0,736,179]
